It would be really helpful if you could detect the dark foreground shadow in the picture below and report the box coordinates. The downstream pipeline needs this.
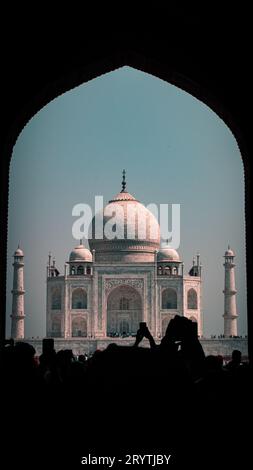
[1,317,251,468]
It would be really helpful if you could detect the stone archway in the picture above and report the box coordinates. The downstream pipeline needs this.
[107,285,142,336]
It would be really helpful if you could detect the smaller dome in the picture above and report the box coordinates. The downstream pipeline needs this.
[69,244,92,262]
[14,246,24,257]
[157,245,180,262]
[225,245,235,257]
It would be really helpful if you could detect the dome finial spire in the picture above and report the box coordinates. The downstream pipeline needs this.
[121,169,126,192]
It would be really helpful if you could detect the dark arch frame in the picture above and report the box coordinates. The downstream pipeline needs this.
[0,29,251,362]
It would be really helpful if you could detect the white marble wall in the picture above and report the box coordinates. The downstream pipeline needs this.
[46,265,202,339]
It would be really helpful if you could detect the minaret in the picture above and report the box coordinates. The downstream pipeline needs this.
[11,246,25,339]
[223,245,238,337]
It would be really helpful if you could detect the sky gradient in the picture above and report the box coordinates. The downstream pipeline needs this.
[6,66,247,338]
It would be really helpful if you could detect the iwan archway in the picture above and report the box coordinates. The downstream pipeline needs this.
[107,286,142,336]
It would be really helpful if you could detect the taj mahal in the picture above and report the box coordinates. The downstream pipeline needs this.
[10,173,246,357]
[46,174,203,341]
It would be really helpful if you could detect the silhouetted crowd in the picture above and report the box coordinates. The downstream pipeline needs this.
[1,316,251,468]
[210,334,247,339]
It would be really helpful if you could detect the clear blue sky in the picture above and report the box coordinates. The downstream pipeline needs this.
[6,66,247,337]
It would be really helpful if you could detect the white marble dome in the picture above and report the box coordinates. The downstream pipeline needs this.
[89,190,160,262]
[69,244,92,262]
[157,245,180,262]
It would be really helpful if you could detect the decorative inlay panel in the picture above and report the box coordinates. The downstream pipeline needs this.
[104,278,144,294]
